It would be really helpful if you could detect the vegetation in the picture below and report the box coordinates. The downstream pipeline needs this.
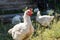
[31,20,60,40]
[0,19,60,40]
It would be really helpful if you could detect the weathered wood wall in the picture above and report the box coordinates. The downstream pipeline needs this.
[0,0,36,10]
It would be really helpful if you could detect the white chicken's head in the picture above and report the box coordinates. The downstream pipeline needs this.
[37,11,41,16]
[25,8,33,16]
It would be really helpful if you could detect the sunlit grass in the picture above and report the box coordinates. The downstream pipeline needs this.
[31,21,60,40]
[0,20,60,40]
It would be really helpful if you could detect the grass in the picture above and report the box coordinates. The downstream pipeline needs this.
[0,20,60,40]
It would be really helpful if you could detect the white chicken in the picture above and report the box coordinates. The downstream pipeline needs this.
[36,10,54,27]
[12,15,22,25]
[8,8,34,40]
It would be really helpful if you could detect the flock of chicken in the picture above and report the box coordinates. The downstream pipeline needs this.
[8,8,54,40]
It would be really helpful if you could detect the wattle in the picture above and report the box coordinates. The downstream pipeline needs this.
[28,13,32,16]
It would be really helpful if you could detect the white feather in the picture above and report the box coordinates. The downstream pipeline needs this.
[8,9,34,40]
[36,10,54,26]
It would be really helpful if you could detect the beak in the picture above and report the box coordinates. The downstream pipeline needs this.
[31,10,33,14]
[29,8,33,14]
[32,12,33,14]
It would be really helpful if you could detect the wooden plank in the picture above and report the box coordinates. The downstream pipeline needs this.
[0,13,23,19]
[0,0,36,10]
